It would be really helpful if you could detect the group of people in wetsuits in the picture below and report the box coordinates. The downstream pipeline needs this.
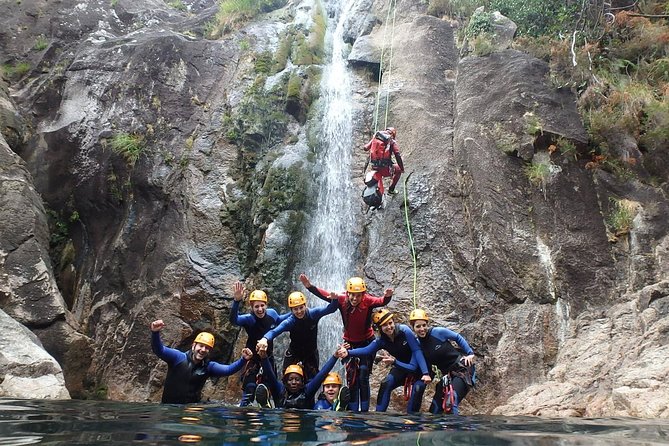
[151,273,477,415]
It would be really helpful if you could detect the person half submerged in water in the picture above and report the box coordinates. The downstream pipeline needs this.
[252,346,348,409]
[314,372,350,411]
[150,319,253,404]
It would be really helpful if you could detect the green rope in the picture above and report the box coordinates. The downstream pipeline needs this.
[402,173,418,310]
[372,0,398,132]
[382,0,398,130]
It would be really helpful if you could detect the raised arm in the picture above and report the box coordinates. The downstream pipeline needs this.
[150,320,186,365]
[260,353,284,399]
[300,273,335,303]
[208,348,253,377]
[305,347,346,399]
[309,298,339,320]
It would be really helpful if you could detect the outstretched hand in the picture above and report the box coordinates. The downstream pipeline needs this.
[150,320,165,332]
[383,288,393,298]
[299,273,311,288]
[335,344,349,359]
[232,281,244,301]
[256,338,268,354]
[462,354,475,366]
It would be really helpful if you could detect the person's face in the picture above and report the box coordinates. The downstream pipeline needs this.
[291,304,306,319]
[323,383,340,403]
[191,342,212,362]
[347,292,364,307]
[251,301,267,318]
[412,319,429,338]
[285,373,304,393]
[380,318,395,336]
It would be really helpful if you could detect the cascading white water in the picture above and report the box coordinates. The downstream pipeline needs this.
[298,0,358,361]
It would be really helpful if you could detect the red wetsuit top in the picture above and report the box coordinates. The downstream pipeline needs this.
[307,286,392,343]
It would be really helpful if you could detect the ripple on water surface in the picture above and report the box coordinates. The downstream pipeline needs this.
[0,399,668,445]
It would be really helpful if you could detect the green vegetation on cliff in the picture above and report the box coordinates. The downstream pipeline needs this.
[434,0,669,185]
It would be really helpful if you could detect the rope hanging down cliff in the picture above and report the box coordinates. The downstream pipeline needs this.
[371,0,419,310]
[372,0,398,133]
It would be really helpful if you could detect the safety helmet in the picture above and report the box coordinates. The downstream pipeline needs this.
[323,372,342,386]
[385,127,397,139]
[284,364,304,378]
[193,332,215,348]
[288,291,306,308]
[346,277,367,293]
[249,290,267,303]
[372,308,394,327]
[409,308,429,322]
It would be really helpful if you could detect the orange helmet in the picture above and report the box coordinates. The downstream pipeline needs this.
[323,372,342,386]
[346,277,367,293]
[372,308,394,327]
[288,291,306,308]
[193,332,215,348]
[249,290,268,303]
[409,309,429,322]
[284,364,304,378]
[385,127,397,139]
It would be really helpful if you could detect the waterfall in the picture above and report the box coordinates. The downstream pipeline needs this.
[298,0,357,363]
[536,235,570,344]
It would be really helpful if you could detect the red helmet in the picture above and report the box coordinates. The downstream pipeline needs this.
[385,127,397,139]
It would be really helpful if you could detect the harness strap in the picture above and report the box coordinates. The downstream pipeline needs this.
[403,375,416,401]
[255,366,264,385]
[345,357,359,388]
[442,376,455,413]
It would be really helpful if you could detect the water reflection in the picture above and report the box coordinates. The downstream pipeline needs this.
[0,398,668,445]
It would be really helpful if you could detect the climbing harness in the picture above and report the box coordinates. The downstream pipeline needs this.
[441,375,455,413]
[344,356,360,388]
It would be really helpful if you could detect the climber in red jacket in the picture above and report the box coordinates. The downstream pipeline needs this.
[364,127,404,195]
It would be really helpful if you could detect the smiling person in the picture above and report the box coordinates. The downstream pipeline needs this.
[256,290,338,381]
[150,319,253,404]
[314,372,350,411]
[299,273,392,412]
[409,309,476,415]
[254,346,347,409]
[229,281,290,406]
[338,309,430,413]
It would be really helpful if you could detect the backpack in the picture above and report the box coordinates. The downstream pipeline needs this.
[362,171,383,209]
[369,131,392,169]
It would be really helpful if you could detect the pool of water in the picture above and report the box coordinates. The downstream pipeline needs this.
[0,398,668,445]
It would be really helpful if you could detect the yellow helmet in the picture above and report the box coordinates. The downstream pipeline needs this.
[346,277,367,293]
[288,291,306,308]
[249,290,267,303]
[372,309,394,327]
[284,364,304,378]
[323,372,342,386]
[409,308,429,322]
[193,332,215,348]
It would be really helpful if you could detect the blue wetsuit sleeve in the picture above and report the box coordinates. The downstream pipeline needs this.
[310,298,339,320]
[208,357,246,377]
[229,300,246,326]
[305,355,338,399]
[264,315,295,341]
[402,325,429,375]
[432,327,474,355]
[262,356,284,398]
[151,331,187,365]
[348,338,381,357]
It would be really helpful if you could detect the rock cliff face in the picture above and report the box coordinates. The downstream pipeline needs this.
[0,0,667,416]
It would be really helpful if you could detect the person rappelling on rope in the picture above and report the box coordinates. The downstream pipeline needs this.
[364,126,404,197]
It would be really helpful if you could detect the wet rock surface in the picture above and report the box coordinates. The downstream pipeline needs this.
[0,0,668,417]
